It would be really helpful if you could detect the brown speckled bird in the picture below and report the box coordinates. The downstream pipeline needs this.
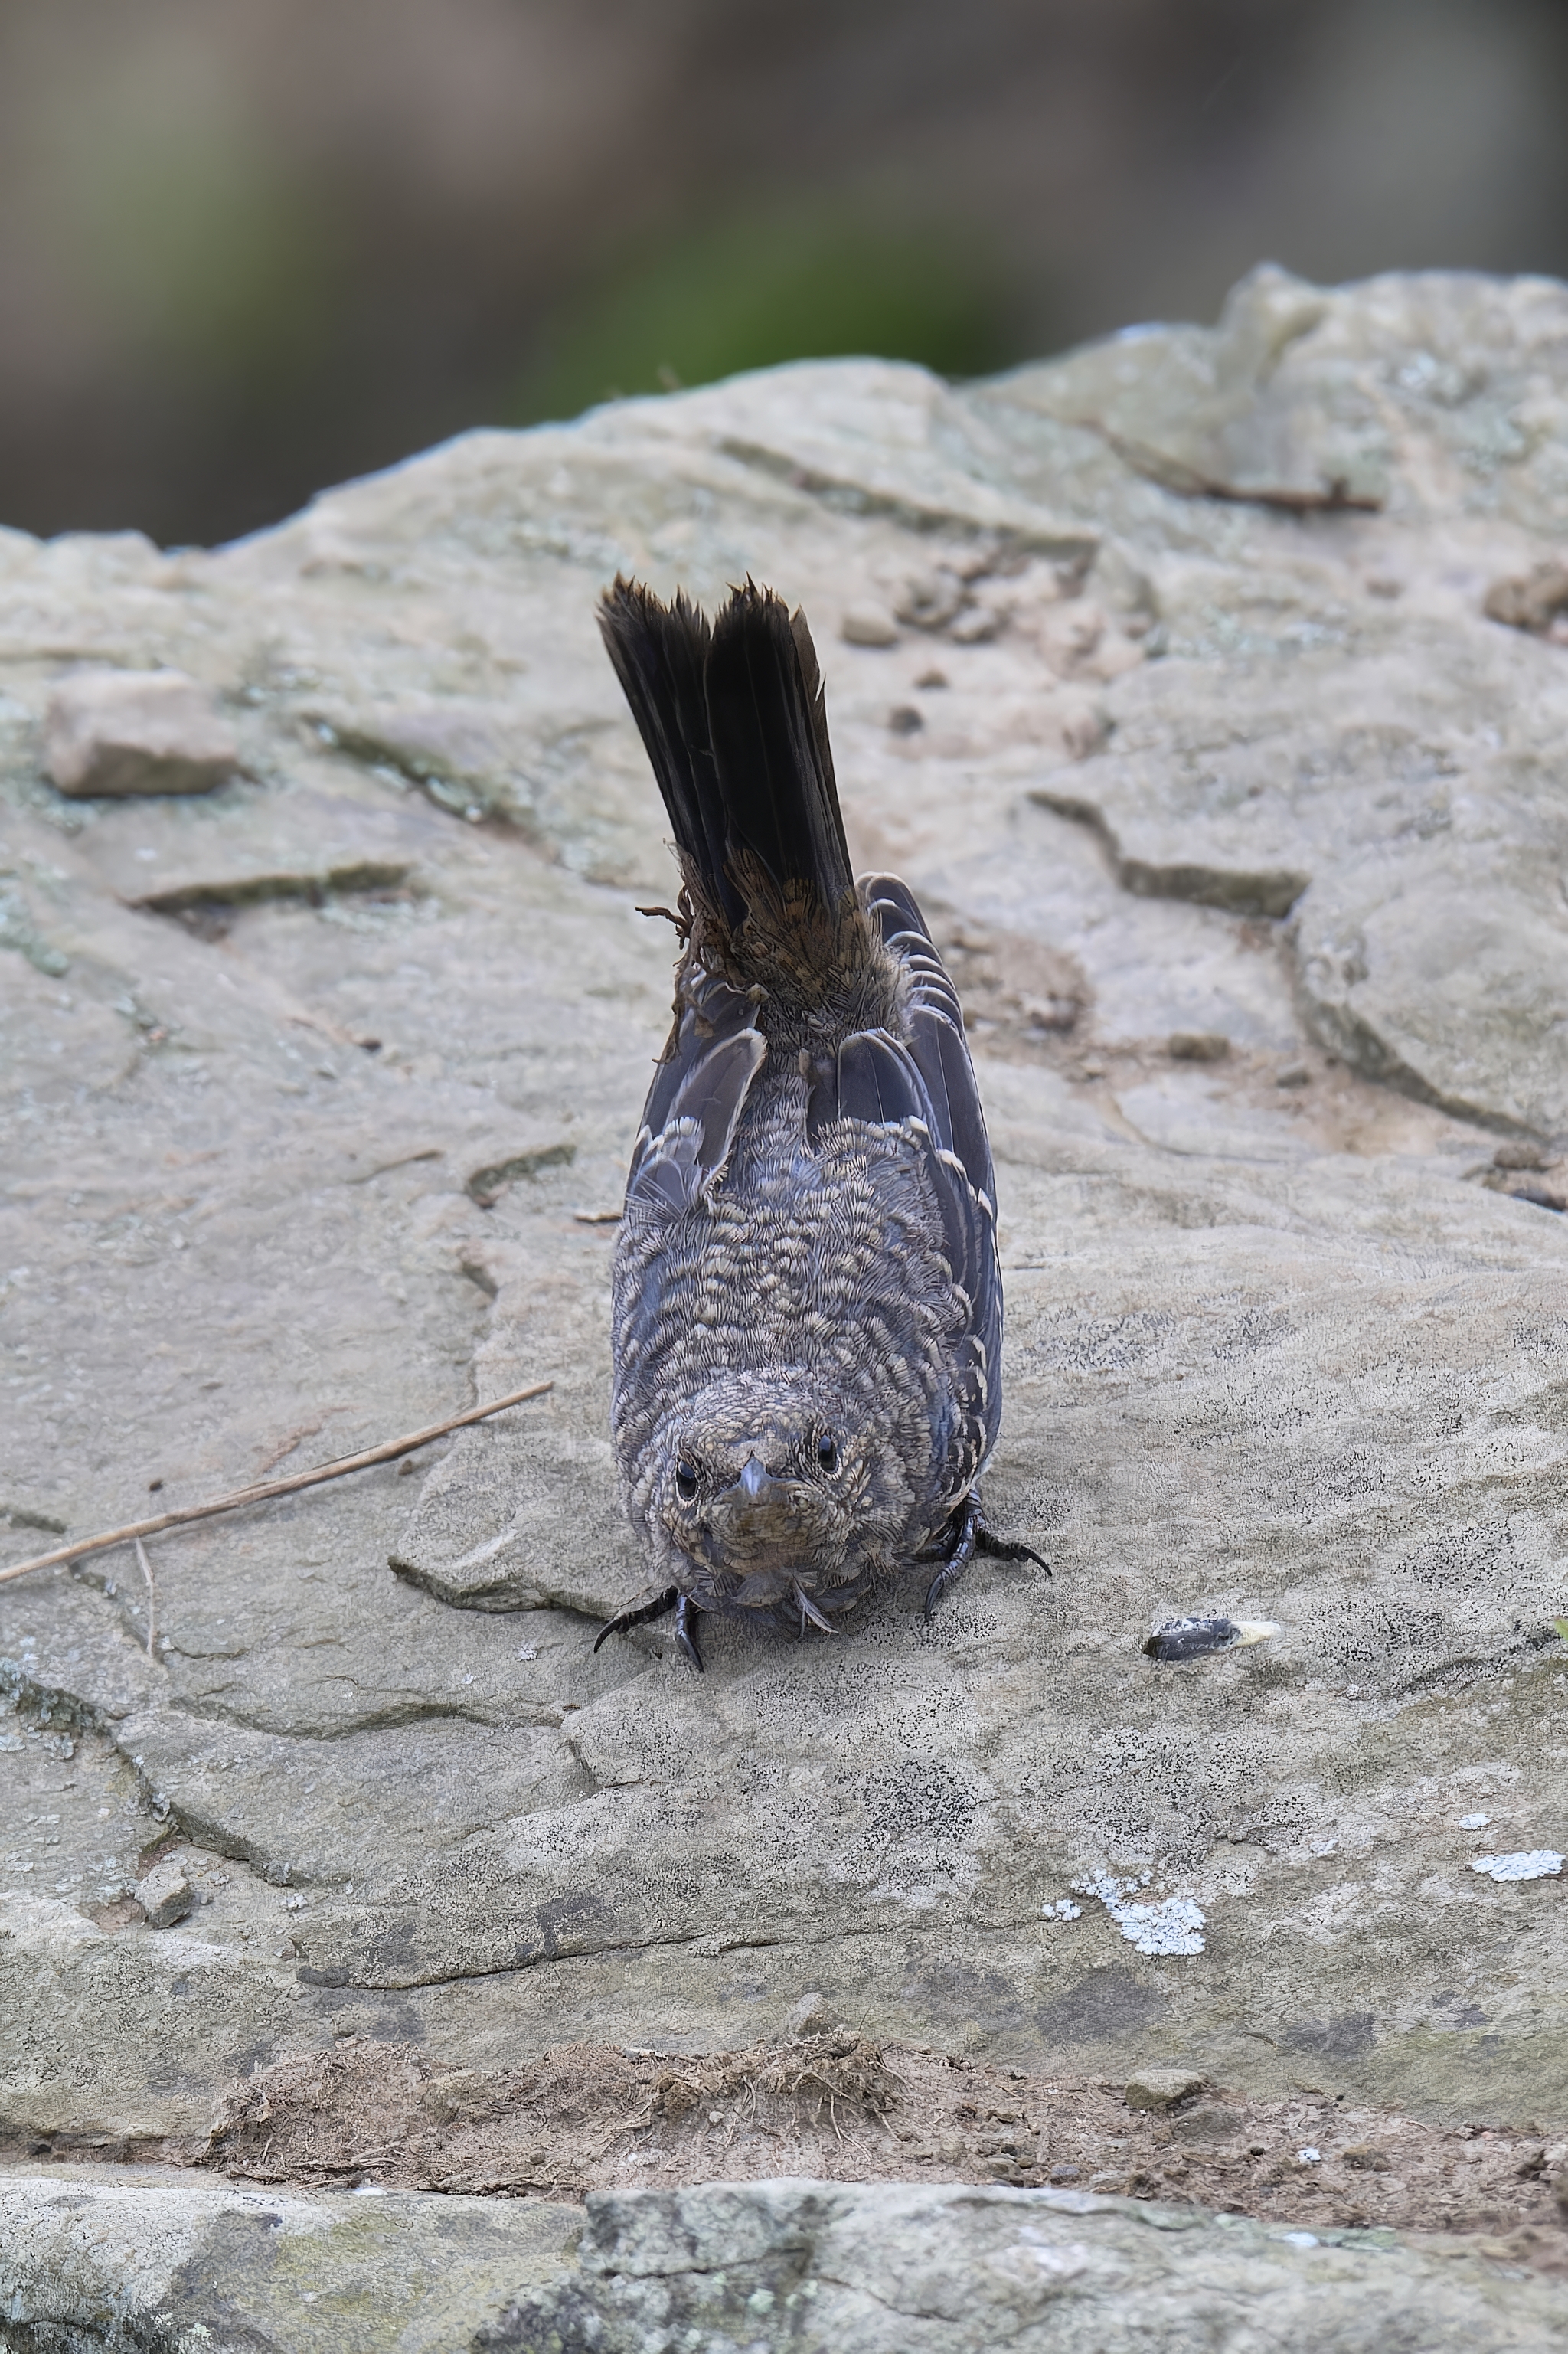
[594,577,1045,1670]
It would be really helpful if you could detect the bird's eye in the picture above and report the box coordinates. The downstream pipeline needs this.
[675,1459,698,1502]
[817,1434,839,1473]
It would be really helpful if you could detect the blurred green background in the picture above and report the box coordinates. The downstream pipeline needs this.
[518,208,1015,421]
[2,0,1566,547]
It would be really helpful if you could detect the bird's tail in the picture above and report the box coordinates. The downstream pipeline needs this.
[599,577,868,1003]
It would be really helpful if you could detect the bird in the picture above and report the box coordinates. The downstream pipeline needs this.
[593,576,1046,1671]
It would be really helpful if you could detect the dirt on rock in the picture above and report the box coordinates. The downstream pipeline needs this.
[88,2033,1557,2275]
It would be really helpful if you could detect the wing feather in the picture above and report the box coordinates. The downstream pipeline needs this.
[626,981,765,1217]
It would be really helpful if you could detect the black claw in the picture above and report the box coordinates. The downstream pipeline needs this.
[921,1557,968,1620]
[593,1584,681,1653]
[675,1593,704,1672]
[975,1530,1052,1575]
[920,1494,1050,1620]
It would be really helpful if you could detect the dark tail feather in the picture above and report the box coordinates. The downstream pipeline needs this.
[597,580,727,904]
[599,576,853,950]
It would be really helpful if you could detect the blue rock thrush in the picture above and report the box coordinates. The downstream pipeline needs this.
[595,577,1046,1669]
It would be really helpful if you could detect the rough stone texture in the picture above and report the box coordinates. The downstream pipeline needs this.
[44,668,240,799]
[2,264,1568,2333]
[2,2171,1563,2352]
[541,2178,1568,2352]
[0,2165,580,2352]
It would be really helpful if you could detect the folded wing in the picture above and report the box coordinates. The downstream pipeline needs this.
[625,961,765,1216]
[811,875,1003,1501]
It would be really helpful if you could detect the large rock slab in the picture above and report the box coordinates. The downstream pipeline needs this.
[2,2171,1563,2352]
[2,264,1567,2304]
[0,2165,579,2351]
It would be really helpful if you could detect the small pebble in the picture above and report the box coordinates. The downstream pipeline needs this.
[949,603,1004,644]
[1275,1064,1312,1088]
[134,1854,194,1928]
[895,570,965,630]
[840,603,898,649]
[1168,1032,1230,1063]
[1125,2067,1206,2113]
[1298,2146,1322,2164]
[1493,1141,1549,1171]
[782,1990,842,2039]
[45,669,239,799]
[888,705,924,736]
[1144,1617,1278,1663]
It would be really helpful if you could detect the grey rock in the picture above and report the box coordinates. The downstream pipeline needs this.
[134,1852,194,1927]
[3,2169,1562,2352]
[0,1896,305,2140]
[44,667,240,798]
[0,2165,579,2353]
[505,2179,1568,2351]
[2,272,1568,2263]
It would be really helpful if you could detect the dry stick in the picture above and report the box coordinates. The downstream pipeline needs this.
[0,1381,554,1588]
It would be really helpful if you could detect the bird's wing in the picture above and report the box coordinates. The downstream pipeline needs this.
[816,877,1004,1495]
[863,877,994,1208]
[625,960,765,1217]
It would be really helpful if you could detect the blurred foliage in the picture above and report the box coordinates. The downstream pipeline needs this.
[515,205,1020,422]
[63,123,338,384]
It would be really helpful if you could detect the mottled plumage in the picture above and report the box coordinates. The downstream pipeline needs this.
[596,577,1044,1669]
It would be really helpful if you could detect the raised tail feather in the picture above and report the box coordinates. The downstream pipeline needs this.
[599,577,859,994]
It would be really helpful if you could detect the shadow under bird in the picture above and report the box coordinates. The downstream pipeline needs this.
[595,577,1046,1671]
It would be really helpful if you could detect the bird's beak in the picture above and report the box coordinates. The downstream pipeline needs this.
[715,1452,807,1561]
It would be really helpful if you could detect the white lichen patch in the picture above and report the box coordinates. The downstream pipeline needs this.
[1075,1871,1206,1956]
[1468,1849,1563,1882]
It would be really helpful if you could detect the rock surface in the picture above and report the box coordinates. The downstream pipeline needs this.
[2,2170,1564,2352]
[0,2164,579,2352]
[2,265,1568,2328]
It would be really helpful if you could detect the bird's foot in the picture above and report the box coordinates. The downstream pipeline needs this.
[674,1592,704,1672]
[593,1584,707,1675]
[917,1496,1050,1620]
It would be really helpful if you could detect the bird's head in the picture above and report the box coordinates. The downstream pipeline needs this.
[655,1369,900,1619]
